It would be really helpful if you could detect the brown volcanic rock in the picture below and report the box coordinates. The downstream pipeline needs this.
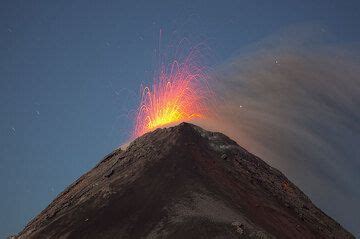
[17,123,354,239]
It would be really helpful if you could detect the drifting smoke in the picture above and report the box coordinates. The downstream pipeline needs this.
[194,27,360,236]
[129,27,359,235]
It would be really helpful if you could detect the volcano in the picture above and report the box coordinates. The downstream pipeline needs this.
[16,123,353,239]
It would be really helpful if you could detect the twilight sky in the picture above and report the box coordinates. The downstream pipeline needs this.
[1,0,359,237]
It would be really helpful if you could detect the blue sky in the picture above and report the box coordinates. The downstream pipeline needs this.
[1,0,359,237]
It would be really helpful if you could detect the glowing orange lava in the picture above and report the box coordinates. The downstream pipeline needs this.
[133,49,212,137]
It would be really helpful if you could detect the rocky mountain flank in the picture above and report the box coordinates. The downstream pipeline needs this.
[17,123,354,238]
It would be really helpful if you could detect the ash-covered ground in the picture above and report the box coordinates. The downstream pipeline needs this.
[16,123,354,239]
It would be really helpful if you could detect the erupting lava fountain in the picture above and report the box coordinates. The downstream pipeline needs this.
[133,47,214,138]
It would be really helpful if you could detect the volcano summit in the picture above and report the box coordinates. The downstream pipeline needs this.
[16,123,353,239]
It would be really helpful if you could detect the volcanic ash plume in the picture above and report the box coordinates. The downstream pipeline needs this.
[130,29,359,235]
[197,30,360,235]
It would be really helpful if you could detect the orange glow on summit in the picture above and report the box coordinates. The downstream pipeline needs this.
[133,48,212,137]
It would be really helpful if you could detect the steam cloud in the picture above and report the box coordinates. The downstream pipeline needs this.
[195,27,360,235]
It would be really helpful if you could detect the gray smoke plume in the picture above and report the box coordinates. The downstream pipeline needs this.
[194,27,360,236]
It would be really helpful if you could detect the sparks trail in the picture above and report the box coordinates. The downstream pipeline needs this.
[133,47,213,138]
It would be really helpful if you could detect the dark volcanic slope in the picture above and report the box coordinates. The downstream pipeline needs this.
[17,123,354,239]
